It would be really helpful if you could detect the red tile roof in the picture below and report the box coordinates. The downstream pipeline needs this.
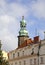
[18,36,40,48]
[18,38,33,48]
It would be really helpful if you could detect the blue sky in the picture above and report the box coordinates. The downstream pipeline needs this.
[0,0,45,52]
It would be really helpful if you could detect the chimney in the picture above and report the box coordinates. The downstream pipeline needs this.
[34,36,39,43]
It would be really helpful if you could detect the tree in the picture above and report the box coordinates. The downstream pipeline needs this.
[0,40,9,65]
[2,60,9,65]
[0,40,3,65]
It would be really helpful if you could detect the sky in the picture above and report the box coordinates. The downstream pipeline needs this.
[0,0,45,52]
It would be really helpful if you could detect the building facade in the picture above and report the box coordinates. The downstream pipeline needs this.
[8,16,45,65]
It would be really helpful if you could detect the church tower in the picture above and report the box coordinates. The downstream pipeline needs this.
[18,16,29,47]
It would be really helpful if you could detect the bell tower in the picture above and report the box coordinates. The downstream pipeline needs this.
[18,16,29,47]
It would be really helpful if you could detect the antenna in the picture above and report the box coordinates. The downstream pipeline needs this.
[38,31,40,36]
[35,28,37,36]
[35,28,39,36]
[44,31,45,39]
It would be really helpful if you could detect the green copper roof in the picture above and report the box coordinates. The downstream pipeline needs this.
[19,29,28,36]
[20,16,26,28]
[19,16,28,36]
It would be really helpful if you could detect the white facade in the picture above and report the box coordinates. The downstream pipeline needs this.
[8,40,45,65]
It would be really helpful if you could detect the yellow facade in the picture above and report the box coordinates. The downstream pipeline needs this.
[2,51,8,60]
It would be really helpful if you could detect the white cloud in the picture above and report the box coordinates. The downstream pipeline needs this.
[0,14,19,52]
[0,15,15,30]
[37,29,45,40]
[31,0,45,19]
[0,0,45,52]
[27,20,35,27]
[0,0,29,52]
[0,15,10,24]
[7,3,28,18]
[0,28,18,52]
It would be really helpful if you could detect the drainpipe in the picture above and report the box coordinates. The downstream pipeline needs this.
[38,41,41,65]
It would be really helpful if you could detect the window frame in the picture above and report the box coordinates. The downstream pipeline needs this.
[40,57,44,64]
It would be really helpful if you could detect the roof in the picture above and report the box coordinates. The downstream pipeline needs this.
[18,36,40,48]
[18,38,33,48]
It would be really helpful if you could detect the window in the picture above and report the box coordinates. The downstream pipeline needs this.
[13,53,15,58]
[11,63,13,65]
[18,52,19,57]
[23,51,24,55]
[31,48,34,55]
[19,61,21,65]
[24,60,26,65]
[30,59,32,65]
[34,58,36,65]
[40,57,43,64]
[15,62,17,65]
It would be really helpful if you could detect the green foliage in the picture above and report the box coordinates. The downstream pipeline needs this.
[0,42,9,65]
[2,60,9,65]
[0,42,3,65]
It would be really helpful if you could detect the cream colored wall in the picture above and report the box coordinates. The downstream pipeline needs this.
[9,40,45,65]
[39,40,45,65]
[39,45,45,55]
[9,44,39,60]
[39,55,45,65]
[9,56,38,65]
[39,40,45,55]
